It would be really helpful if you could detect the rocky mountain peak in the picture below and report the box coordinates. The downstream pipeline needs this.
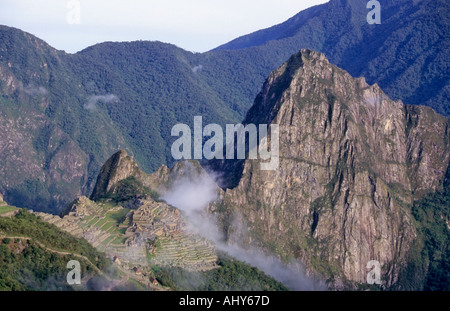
[90,150,145,201]
[90,149,221,203]
[213,49,449,289]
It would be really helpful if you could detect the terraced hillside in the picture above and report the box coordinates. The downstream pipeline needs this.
[24,150,294,291]
[0,194,19,217]
[36,195,218,273]
[128,199,218,269]
[0,207,113,290]
[32,150,221,282]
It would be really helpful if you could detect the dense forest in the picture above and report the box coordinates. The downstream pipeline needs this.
[152,253,289,291]
[397,190,450,290]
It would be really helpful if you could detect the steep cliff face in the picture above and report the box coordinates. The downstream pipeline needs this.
[1,0,448,214]
[213,50,450,288]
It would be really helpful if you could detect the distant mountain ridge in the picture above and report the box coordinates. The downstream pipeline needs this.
[216,0,450,117]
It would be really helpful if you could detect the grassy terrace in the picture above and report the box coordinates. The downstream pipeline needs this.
[71,204,132,253]
[0,205,19,215]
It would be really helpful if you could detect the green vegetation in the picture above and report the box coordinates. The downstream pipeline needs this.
[107,208,130,223]
[0,0,448,292]
[0,242,77,291]
[0,206,18,215]
[397,189,450,290]
[104,177,159,203]
[152,253,289,291]
[0,209,111,290]
[1,0,448,214]
[216,0,450,117]
[411,190,450,291]
[0,209,109,270]
[65,202,131,252]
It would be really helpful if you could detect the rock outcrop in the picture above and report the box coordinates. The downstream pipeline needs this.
[90,150,222,202]
[90,150,146,201]
[211,49,450,289]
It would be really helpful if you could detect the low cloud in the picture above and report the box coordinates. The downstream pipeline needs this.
[84,94,118,111]
[192,65,203,73]
[162,162,222,243]
[161,162,325,290]
[23,85,48,97]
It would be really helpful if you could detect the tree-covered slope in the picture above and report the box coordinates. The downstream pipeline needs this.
[401,190,450,291]
[153,253,289,291]
[0,0,448,213]
[0,209,110,290]
[0,26,133,212]
[0,27,243,212]
[215,0,450,117]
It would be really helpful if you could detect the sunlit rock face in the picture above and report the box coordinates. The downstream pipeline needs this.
[212,49,450,289]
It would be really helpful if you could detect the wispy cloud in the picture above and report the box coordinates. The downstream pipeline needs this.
[161,162,325,290]
[23,85,48,96]
[192,65,203,73]
[84,94,118,111]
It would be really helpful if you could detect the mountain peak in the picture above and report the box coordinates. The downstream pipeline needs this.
[243,48,368,127]
[90,150,144,201]
[213,48,449,287]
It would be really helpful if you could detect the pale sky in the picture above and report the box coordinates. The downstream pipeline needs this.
[0,0,328,53]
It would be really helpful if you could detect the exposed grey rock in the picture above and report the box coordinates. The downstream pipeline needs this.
[212,49,450,289]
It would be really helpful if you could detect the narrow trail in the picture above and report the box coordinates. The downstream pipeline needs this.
[0,235,103,275]
[0,235,149,290]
